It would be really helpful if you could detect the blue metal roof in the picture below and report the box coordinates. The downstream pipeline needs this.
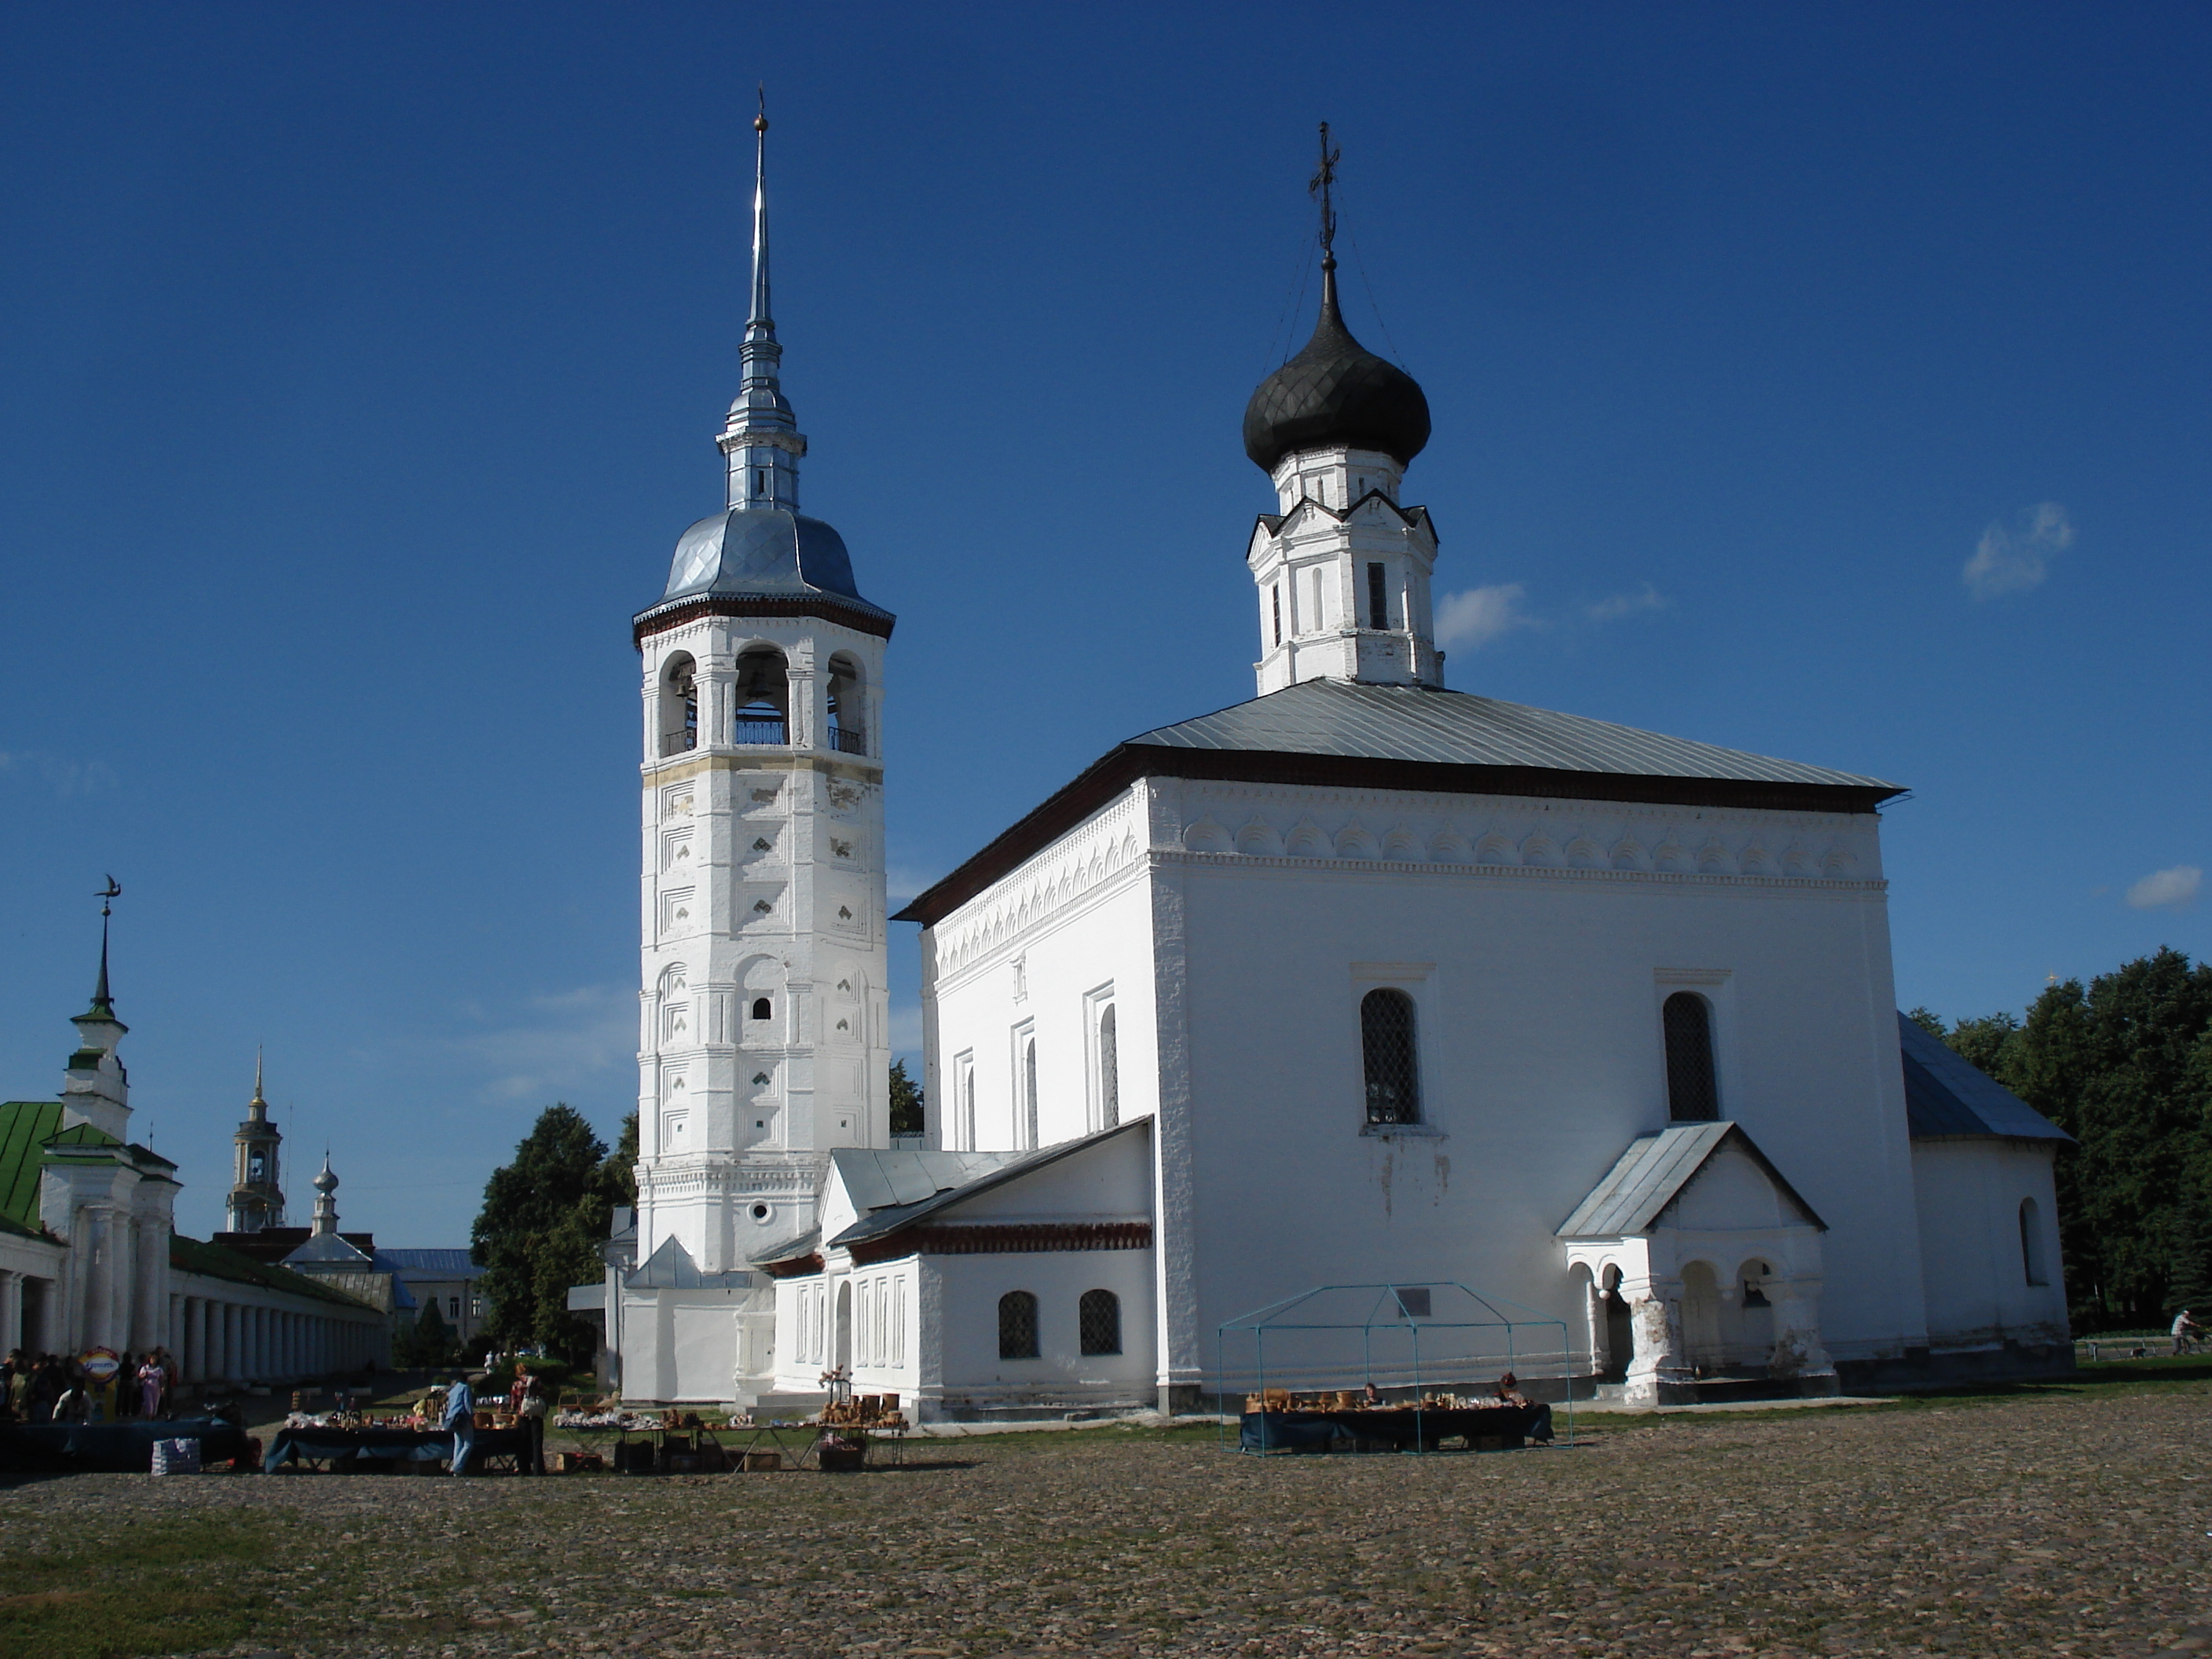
[376,1248,483,1276]
[1898,1015,2069,1142]
[657,507,891,617]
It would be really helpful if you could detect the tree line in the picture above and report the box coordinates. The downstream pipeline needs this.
[462,1062,925,1365]
[1911,945,2212,1332]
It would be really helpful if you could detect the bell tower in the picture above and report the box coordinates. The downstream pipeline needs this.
[225,1053,286,1233]
[622,100,895,1401]
[1243,126,1440,696]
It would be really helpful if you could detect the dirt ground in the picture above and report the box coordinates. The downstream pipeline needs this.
[6,1377,2212,1658]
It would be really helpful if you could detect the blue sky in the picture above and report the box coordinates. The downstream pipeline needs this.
[2,4,2207,1242]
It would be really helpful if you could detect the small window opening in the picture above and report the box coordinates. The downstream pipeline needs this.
[1271,586,1283,646]
[826,654,867,756]
[1024,1038,1039,1149]
[2020,1196,2049,1286]
[1367,562,1388,630]
[755,468,767,497]
[1097,1004,1119,1130]
[998,1291,1039,1360]
[1079,1289,1122,1355]
[750,998,771,1021]
[1360,988,1420,1125]
[1662,992,1719,1121]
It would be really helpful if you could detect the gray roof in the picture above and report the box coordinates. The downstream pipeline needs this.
[624,1234,753,1291]
[282,1231,373,1267]
[1557,1122,1826,1239]
[1898,1015,2070,1142]
[1132,679,1899,793]
[376,1248,482,1277]
[750,1225,821,1269]
[827,1119,1151,1251]
[654,506,892,619]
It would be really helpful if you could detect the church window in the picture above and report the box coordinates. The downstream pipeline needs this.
[1024,1037,1040,1149]
[1360,988,1420,1125]
[732,646,790,744]
[751,997,772,1021]
[1367,562,1388,629]
[2020,1197,2049,1286]
[1662,992,1720,1122]
[998,1291,1039,1360]
[954,1052,976,1151]
[1079,1289,1122,1355]
[1097,1004,1119,1130]
[1271,586,1282,646]
[755,468,767,498]
[658,653,700,756]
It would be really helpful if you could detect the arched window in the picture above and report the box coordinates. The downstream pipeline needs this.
[1097,1005,1119,1130]
[1361,988,1420,1124]
[826,654,867,756]
[2020,1196,2049,1286]
[1079,1289,1122,1356]
[732,646,789,745]
[750,997,772,1022]
[998,1291,1038,1360]
[1024,1037,1039,1148]
[659,653,699,756]
[1662,992,1719,1121]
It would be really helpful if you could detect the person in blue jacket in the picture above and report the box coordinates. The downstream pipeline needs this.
[444,1372,476,1476]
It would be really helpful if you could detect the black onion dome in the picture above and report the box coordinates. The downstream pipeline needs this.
[1242,273,1430,473]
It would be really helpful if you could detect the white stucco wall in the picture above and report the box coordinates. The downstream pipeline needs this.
[923,768,1937,1404]
[1911,1139,2068,1351]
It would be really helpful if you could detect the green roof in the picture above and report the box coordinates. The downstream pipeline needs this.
[0,1102,63,1233]
[168,1233,379,1312]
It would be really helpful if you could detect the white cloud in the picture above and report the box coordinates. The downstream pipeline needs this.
[1434,584,1531,651]
[0,750,119,798]
[451,983,637,1104]
[1587,583,1668,623]
[1963,502,2074,599]
[2126,865,2202,912]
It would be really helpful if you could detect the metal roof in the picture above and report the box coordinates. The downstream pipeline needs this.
[624,1234,753,1291]
[1557,1121,1826,1239]
[1898,1015,2070,1142]
[0,1101,61,1234]
[826,1119,1151,1251]
[282,1232,372,1267]
[169,1232,380,1310]
[376,1248,483,1276]
[1132,679,1899,793]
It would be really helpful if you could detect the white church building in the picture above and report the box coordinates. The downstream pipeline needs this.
[608,130,2071,1413]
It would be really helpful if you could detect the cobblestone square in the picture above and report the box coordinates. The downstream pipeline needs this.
[6,1382,2210,1657]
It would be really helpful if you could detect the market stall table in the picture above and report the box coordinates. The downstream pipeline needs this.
[1240,1402,1551,1453]
[0,1416,253,1474]
[262,1423,533,1474]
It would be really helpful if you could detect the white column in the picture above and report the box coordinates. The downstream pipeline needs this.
[0,1271,18,1353]
[221,1302,240,1382]
[131,1218,163,1354]
[80,1210,112,1350]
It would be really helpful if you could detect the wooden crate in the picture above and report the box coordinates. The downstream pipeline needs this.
[742,1449,784,1472]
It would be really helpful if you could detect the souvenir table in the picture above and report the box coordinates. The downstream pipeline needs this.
[0,1416,254,1474]
[1239,1402,1548,1453]
[262,1423,532,1474]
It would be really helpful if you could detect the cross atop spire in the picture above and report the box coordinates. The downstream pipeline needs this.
[1310,120,1340,273]
[749,87,772,331]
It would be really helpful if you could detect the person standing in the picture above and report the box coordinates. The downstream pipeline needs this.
[518,1374,548,1475]
[2172,1309,2201,1356]
[444,1372,476,1476]
[137,1353,164,1419]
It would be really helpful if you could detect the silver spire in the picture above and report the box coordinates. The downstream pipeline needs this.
[720,89,805,510]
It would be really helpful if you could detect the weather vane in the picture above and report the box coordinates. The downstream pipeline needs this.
[97,873,120,917]
[756,82,767,135]
[1310,121,1340,269]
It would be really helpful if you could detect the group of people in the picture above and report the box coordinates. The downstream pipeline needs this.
[2,1348,183,1423]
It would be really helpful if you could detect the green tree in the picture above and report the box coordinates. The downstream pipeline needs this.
[397,1294,456,1368]
[1936,947,2212,1331]
[471,1105,633,1366]
[889,1059,925,1136]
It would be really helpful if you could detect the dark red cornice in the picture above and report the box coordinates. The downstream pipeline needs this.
[848,1221,1152,1265]
[634,594,895,648]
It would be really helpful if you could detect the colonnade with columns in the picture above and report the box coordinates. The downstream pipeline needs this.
[163,1285,382,1386]
[0,1265,60,1355]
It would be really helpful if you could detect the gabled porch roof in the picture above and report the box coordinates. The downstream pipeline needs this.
[1557,1121,1826,1239]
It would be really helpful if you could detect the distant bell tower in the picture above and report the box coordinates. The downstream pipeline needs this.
[621,97,895,1401]
[225,1053,286,1233]
[1243,125,1439,696]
